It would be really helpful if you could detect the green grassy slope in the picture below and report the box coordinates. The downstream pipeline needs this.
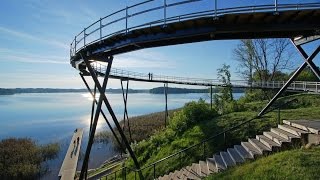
[207,147,320,180]
[102,93,320,179]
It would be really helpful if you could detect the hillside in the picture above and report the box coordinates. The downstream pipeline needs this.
[207,147,320,180]
[109,93,320,179]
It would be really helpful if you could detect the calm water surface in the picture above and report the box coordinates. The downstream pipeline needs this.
[0,92,243,179]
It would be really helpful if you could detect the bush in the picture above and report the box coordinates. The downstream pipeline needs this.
[0,138,60,179]
[169,99,217,134]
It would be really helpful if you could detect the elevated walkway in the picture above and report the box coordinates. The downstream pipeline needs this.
[70,1,320,66]
[85,64,320,93]
[59,128,84,180]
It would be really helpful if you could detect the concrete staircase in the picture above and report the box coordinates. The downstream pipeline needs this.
[158,120,320,180]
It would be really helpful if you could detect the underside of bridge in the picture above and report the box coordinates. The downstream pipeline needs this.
[71,9,320,66]
[69,3,320,179]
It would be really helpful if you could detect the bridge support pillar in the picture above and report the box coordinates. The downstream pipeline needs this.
[210,85,213,110]
[164,83,168,127]
[258,39,320,117]
[78,55,142,179]
[120,79,132,142]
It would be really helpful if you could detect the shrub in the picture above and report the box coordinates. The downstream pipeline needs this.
[0,138,60,179]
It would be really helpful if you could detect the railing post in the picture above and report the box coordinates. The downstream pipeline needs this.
[203,142,206,159]
[223,132,226,149]
[247,121,250,138]
[126,6,128,34]
[74,36,77,52]
[164,0,167,26]
[100,18,102,42]
[214,0,217,18]
[135,171,137,180]
[210,85,213,110]
[179,151,182,169]
[278,107,281,125]
[153,164,156,179]
[83,28,86,47]
[274,0,278,12]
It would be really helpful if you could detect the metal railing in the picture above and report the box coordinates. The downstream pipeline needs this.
[91,62,320,92]
[103,98,298,179]
[70,0,320,58]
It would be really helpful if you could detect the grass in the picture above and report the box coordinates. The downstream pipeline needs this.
[95,109,178,145]
[207,147,320,180]
[98,93,320,179]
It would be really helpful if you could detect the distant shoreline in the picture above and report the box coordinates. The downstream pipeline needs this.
[0,87,244,95]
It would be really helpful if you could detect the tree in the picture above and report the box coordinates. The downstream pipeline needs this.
[292,66,320,82]
[213,64,234,114]
[233,39,292,82]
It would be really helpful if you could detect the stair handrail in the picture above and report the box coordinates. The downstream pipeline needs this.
[103,98,298,179]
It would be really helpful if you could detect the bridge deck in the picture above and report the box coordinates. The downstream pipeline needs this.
[81,65,320,93]
[59,128,84,180]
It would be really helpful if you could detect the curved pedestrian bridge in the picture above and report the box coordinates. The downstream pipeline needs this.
[70,0,320,67]
[81,63,320,93]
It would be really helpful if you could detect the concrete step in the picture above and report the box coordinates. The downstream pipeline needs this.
[179,167,188,179]
[249,138,271,154]
[271,128,300,141]
[199,160,209,177]
[181,166,193,180]
[213,154,226,171]
[234,144,254,159]
[172,170,181,179]
[159,174,169,180]
[278,124,309,136]
[187,163,200,179]
[283,120,320,134]
[241,141,262,158]
[220,151,236,168]
[227,148,244,164]
[207,158,218,173]
[263,131,290,145]
[256,135,281,150]
[167,172,174,180]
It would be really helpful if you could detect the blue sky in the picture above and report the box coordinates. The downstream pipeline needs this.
[0,0,318,89]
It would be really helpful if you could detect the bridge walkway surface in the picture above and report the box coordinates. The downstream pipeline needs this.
[58,128,84,180]
[83,63,320,93]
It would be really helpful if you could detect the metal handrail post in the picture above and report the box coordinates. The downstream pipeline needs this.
[153,164,156,179]
[74,36,77,53]
[214,0,217,18]
[164,0,167,26]
[100,18,102,42]
[275,0,278,12]
[126,6,128,34]
[84,28,86,47]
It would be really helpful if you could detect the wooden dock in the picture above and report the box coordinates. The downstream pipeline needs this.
[59,128,84,180]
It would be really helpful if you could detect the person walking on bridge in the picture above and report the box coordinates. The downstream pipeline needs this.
[148,72,151,80]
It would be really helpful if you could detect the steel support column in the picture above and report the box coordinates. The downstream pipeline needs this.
[291,39,320,80]
[79,55,141,179]
[89,80,97,132]
[210,85,213,110]
[120,79,132,142]
[258,42,320,117]
[164,83,168,127]
[79,74,125,153]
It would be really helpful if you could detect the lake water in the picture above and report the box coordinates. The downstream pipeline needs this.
[0,92,243,179]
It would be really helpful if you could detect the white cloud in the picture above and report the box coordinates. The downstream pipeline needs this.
[0,26,69,50]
